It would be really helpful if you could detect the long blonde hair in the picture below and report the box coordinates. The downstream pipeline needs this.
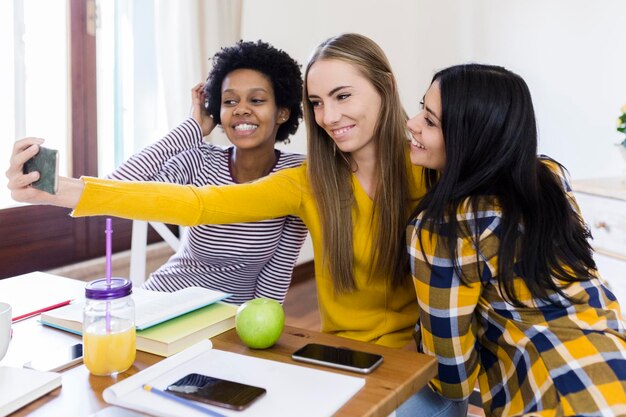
[304,33,410,292]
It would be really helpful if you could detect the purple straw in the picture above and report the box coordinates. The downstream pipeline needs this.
[105,218,112,332]
[105,218,112,286]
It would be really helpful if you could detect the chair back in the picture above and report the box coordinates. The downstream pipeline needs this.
[129,221,183,286]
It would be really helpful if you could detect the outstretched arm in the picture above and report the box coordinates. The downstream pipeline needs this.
[6,137,83,208]
[254,216,308,302]
[9,137,306,227]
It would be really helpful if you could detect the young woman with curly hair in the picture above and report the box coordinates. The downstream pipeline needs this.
[106,40,307,304]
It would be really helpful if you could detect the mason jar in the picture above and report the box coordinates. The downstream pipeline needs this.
[83,277,136,376]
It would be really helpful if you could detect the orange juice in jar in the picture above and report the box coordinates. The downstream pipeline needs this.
[83,278,136,376]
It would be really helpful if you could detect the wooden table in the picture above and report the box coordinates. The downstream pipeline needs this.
[1,274,437,417]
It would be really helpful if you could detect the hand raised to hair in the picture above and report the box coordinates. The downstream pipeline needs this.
[190,82,216,137]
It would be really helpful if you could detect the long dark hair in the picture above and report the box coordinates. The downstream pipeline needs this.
[413,64,596,306]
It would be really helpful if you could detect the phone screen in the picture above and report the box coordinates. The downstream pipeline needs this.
[23,343,83,372]
[291,343,384,374]
[22,146,59,194]
[165,373,266,410]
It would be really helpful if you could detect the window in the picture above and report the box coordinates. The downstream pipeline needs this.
[0,0,69,209]
[95,0,169,174]
[1,0,234,279]
[0,0,136,279]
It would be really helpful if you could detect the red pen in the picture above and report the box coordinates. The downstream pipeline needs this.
[11,299,73,323]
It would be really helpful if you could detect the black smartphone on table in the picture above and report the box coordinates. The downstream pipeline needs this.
[23,342,83,372]
[165,373,266,411]
[22,146,59,194]
[291,343,384,374]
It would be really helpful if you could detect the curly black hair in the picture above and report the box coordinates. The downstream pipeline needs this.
[204,40,303,143]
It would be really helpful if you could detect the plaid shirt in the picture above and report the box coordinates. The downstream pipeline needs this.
[407,161,626,417]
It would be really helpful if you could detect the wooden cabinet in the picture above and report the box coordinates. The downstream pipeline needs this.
[573,177,626,307]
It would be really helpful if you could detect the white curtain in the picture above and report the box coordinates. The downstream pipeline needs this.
[154,0,241,145]
[97,0,242,175]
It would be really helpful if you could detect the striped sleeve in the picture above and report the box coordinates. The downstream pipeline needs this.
[254,215,308,302]
[107,118,204,184]
[252,153,308,302]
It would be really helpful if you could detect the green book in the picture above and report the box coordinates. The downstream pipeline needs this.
[40,287,237,357]
[22,146,59,194]
[136,302,238,357]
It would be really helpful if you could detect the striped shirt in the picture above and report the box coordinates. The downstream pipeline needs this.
[108,118,307,305]
[407,160,626,417]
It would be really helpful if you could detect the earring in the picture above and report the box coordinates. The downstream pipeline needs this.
[333,142,337,157]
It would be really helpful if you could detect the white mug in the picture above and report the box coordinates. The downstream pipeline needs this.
[0,302,12,361]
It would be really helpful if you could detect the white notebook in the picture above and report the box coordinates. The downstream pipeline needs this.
[0,366,62,416]
[41,286,230,331]
[103,340,365,417]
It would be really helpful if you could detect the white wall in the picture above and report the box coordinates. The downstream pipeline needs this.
[241,0,626,179]
[239,0,626,263]
[240,0,423,264]
[240,0,422,155]
[469,0,626,179]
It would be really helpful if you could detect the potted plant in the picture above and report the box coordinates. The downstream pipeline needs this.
[617,104,626,162]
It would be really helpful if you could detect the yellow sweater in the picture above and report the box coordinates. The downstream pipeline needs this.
[75,161,426,348]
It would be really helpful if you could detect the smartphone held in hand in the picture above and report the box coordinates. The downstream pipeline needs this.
[22,146,59,194]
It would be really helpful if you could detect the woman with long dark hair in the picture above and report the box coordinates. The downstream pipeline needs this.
[407,63,626,417]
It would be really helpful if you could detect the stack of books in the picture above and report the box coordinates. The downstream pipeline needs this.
[40,286,238,357]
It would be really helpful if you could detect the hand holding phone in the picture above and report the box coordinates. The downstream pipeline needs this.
[291,343,384,374]
[22,146,59,194]
[165,373,266,411]
[23,343,83,372]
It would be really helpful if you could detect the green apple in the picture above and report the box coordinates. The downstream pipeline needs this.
[235,298,285,349]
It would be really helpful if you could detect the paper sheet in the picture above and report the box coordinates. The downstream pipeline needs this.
[103,340,365,417]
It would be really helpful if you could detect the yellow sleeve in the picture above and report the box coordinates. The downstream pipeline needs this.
[73,166,307,226]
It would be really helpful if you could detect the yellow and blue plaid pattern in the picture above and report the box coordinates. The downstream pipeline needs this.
[408,163,626,417]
